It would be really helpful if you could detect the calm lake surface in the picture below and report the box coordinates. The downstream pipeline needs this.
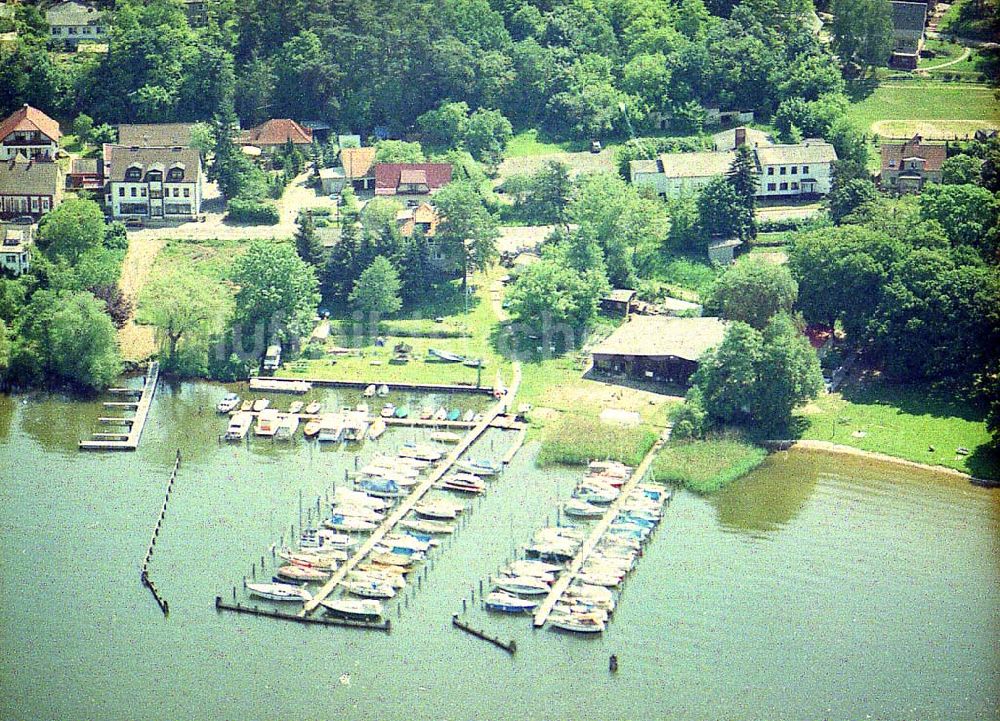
[1,382,997,721]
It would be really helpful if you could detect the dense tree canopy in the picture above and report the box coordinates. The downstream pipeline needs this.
[706,256,798,329]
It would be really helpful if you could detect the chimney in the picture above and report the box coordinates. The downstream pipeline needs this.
[735,127,746,148]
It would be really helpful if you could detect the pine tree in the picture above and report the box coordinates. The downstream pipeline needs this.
[399,229,430,306]
[349,256,403,316]
[295,212,325,266]
[726,145,758,242]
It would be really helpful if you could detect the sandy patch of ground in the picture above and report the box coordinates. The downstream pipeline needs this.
[117,236,165,361]
[871,119,999,138]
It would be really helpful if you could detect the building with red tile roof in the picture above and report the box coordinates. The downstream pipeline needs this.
[0,104,62,161]
[239,119,313,151]
[880,135,946,194]
[374,163,453,196]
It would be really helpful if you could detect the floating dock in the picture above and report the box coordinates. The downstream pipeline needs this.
[80,361,160,451]
[216,597,391,631]
[532,437,666,628]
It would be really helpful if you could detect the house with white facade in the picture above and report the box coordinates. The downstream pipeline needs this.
[0,224,32,276]
[756,141,837,197]
[0,104,61,161]
[630,137,837,199]
[104,145,203,221]
[46,1,106,48]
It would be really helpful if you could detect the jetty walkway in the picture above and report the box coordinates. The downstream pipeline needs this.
[80,361,160,451]
[532,435,666,628]
[301,365,522,617]
[257,376,496,395]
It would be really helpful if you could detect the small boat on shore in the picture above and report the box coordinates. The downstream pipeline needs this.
[356,402,369,414]
[255,408,281,436]
[433,407,447,421]
[217,393,240,413]
[288,400,304,414]
[485,591,538,613]
[420,407,433,420]
[394,406,410,419]
[367,418,386,439]
[447,408,461,421]
[276,564,330,582]
[428,348,464,363]
[462,358,484,368]
[225,412,253,441]
[438,474,486,494]
[246,582,312,602]
[304,401,322,415]
[342,579,396,599]
[321,598,384,622]
[380,404,396,418]
[377,384,390,397]
[364,384,377,397]
[430,431,462,444]
[252,399,270,412]
[493,575,550,595]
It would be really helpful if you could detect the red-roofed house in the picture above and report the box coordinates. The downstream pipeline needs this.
[880,134,946,194]
[239,119,313,153]
[0,104,62,161]
[374,163,453,196]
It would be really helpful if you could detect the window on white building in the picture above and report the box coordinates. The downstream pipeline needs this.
[802,166,809,174]
[767,167,774,176]
[791,166,797,175]
[779,167,786,175]
[779,182,788,191]
[791,182,799,190]
[767,183,776,191]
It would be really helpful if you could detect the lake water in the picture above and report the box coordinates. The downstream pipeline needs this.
[1,382,997,720]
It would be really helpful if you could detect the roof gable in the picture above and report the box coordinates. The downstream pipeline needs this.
[891,1,927,33]
[374,163,453,194]
[340,147,376,179]
[0,157,63,195]
[240,119,313,147]
[880,135,946,171]
[0,105,62,144]
[592,316,727,361]
[106,145,202,183]
[118,123,195,148]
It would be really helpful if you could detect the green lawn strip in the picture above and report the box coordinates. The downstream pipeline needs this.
[650,435,768,494]
[844,83,999,130]
[795,382,999,479]
[536,413,659,467]
[134,238,243,324]
[917,39,966,68]
[507,129,585,157]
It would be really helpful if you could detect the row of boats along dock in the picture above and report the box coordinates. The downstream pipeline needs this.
[217,370,522,628]
[472,438,669,634]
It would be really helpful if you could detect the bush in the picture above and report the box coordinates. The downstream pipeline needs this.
[537,415,658,467]
[650,435,767,493]
[104,221,128,251]
[226,198,280,225]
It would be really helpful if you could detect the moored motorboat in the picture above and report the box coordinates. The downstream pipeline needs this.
[377,384,390,397]
[252,398,270,412]
[433,407,447,421]
[321,598,384,621]
[333,488,388,511]
[369,551,416,568]
[438,473,486,494]
[274,413,299,440]
[288,400,304,414]
[325,514,377,532]
[380,403,396,418]
[563,499,605,518]
[327,504,384,522]
[317,414,344,442]
[225,412,253,441]
[455,459,501,476]
[304,401,322,415]
[342,579,396,599]
[299,527,355,551]
[303,418,322,438]
[363,384,377,397]
[429,431,462,443]
[348,569,406,590]
[368,418,387,439]
[399,518,456,534]
[398,444,442,462]
[276,564,330,582]
[548,612,606,633]
[414,500,462,520]
[278,549,341,569]
[573,482,619,504]
[246,582,312,602]
[576,572,622,588]
[357,478,404,498]
[216,393,240,413]
[493,575,550,595]
[508,559,563,577]
[485,591,538,613]
[254,408,281,436]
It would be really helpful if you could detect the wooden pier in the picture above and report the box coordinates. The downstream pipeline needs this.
[300,368,522,618]
[532,436,666,628]
[452,614,517,654]
[216,597,391,631]
[255,375,496,395]
[80,361,160,451]
[228,411,525,432]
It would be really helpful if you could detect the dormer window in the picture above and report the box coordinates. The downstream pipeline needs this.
[124,166,142,181]
[146,170,162,182]
[167,166,185,181]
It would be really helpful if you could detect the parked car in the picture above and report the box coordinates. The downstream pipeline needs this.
[11,215,35,225]
[590,139,602,153]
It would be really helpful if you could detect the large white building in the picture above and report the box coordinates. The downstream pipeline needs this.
[630,131,837,200]
[104,145,203,221]
[46,1,107,47]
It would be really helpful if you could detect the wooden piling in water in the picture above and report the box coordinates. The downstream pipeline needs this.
[452,615,516,655]
[140,449,181,617]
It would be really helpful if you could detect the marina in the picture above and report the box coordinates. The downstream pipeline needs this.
[79,362,160,451]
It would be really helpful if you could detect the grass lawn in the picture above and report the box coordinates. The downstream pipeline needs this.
[650,435,768,493]
[507,129,588,157]
[536,414,659,467]
[134,238,243,324]
[844,83,1000,136]
[794,380,999,479]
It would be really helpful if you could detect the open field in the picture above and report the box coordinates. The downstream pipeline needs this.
[845,83,999,135]
[650,435,768,493]
[872,119,998,137]
[794,380,998,479]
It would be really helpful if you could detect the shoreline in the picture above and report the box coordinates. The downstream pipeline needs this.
[764,439,992,482]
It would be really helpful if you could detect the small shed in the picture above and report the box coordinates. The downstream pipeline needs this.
[600,289,637,317]
[707,238,743,265]
[319,167,345,195]
[591,316,726,386]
